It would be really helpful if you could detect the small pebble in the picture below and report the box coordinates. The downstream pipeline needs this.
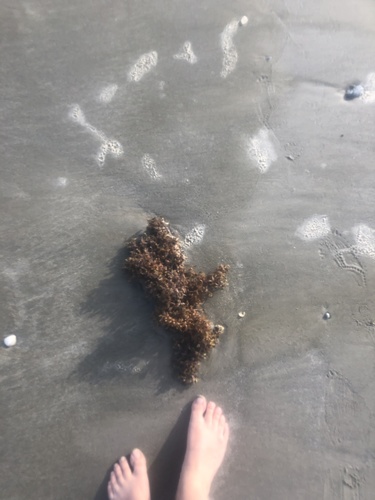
[323,312,331,320]
[238,311,246,318]
[4,334,17,347]
[239,16,248,26]
[344,84,364,100]
[286,155,295,161]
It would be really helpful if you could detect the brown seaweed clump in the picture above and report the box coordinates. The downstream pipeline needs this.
[124,217,229,384]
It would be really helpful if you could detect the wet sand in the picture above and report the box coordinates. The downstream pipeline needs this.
[1,0,375,499]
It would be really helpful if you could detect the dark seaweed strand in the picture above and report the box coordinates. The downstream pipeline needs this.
[124,217,229,383]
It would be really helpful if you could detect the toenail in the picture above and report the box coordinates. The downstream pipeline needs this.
[132,448,141,458]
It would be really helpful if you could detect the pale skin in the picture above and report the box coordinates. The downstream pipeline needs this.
[107,395,229,500]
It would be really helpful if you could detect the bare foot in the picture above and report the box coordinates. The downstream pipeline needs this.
[107,449,150,500]
[176,396,229,500]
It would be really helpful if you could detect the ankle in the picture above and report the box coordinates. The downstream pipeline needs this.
[176,472,211,500]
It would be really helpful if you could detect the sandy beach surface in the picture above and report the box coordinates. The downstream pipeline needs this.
[1,0,375,498]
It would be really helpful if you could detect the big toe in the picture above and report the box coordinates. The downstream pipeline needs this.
[130,448,147,476]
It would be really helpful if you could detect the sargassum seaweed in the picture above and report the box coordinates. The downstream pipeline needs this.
[124,217,229,383]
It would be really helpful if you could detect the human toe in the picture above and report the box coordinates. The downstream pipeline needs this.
[130,448,147,476]
[219,414,226,428]
[213,406,222,426]
[114,463,125,485]
[204,401,216,424]
[110,470,120,493]
[191,395,207,418]
[219,414,228,434]
[107,481,115,500]
[119,456,132,478]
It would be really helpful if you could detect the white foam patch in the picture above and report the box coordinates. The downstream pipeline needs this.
[98,84,118,103]
[361,73,375,103]
[56,177,68,187]
[69,104,123,167]
[128,51,158,82]
[296,215,331,241]
[247,128,277,173]
[352,224,375,259]
[174,41,197,64]
[184,224,206,248]
[69,104,86,125]
[158,81,166,98]
[97,140,124,167]
[240,16,248,26]
[220,19,240,78]
[141,154,161,179]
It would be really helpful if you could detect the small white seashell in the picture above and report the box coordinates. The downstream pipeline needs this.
[238,311,246,318]
[4,334,17,347]
[240,16,248,26]
[214,324,225,334]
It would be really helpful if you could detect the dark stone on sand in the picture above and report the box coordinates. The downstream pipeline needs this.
[344,83,364,100]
